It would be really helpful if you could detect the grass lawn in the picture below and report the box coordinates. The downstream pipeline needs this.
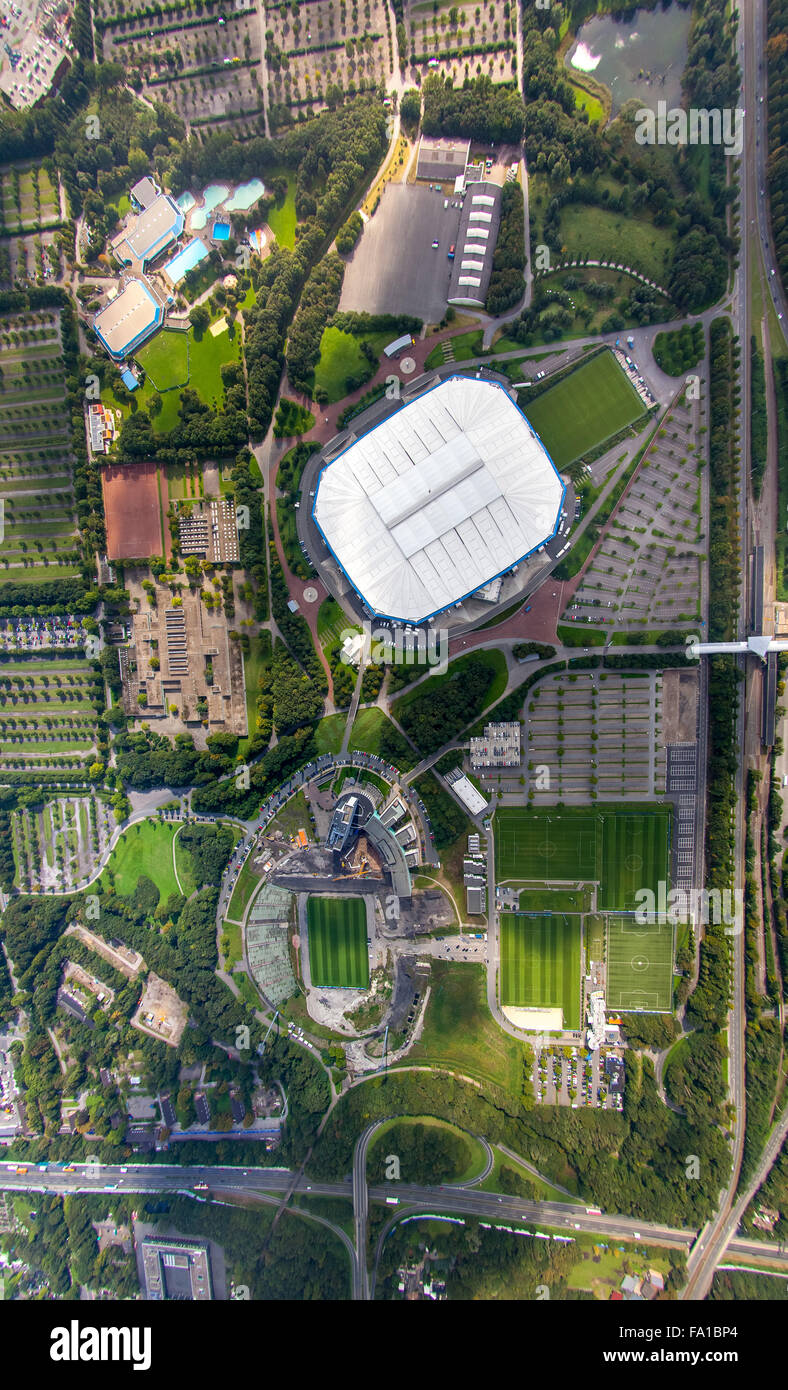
[173,827,197,896]
[571,81,604,124]
[517,886,592,912]
[425,328,484,369]
[266,171,297,249]
[235,971,262,1009]
[348,707,416,770]
[317,595,349,648]
[606,914,674,1013]
[313,712,347,754]
[136,317,240,431]
[137,330,190,392]
[500,913,582,1030]
[404,961,531,1092]
[225,855,264,923]
[306,895,369,988]
[241,634,272,755]
[478,1149,577,1202]
[268,787,312,840]
[220,918,243,969]
[523,351,643,469]
[566,1235,671,1296]
[558,202,674,285]
[312,326,390,404]
[189,317,241,407]
[101,819,180,901]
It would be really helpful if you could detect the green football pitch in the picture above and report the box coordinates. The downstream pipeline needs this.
[496,809,600,881]
[306,896,369,988]
[495,806,671,911]
[523,350,643,469]
[606,914,674,1012]
[500,914,581,1030]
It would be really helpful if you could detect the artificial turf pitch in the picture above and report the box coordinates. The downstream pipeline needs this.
[523,349,643,469]
[306,895,369,988]
[500,913,581,1030]
[605,914,674,1012]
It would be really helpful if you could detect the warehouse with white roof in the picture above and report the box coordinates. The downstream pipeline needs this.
[312,376,564,624]
[448,181,504,309]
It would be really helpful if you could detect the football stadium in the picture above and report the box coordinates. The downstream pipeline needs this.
[312,376,565,624]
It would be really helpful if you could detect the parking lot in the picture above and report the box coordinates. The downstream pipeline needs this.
[532,1045,622,1111]
[566,391,703,633]
[340,183,462,323]
[524,669,665,802]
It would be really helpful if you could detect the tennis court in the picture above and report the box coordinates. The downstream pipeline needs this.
[605,913,674,1012]
[500,913,582,1030]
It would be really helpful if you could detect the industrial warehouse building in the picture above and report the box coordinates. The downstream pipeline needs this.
[312,376,564,623]
[448,182,503,308]
[416,136,471,182]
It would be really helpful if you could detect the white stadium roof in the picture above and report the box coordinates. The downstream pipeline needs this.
[313,377,564,623]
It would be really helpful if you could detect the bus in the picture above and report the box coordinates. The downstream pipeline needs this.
[385,1196,400,1206]
[15,1166,28,1174]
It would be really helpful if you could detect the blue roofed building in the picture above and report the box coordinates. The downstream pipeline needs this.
[111,192,184,270]
[93,279,164,361]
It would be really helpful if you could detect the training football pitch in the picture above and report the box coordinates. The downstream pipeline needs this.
[523,350,643,469]
[500,914,581,1030]
[495,806,671,911]
[606,914,674,1012]
[306,895,369,988]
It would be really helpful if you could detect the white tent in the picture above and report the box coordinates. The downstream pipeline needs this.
[313,377,564,622]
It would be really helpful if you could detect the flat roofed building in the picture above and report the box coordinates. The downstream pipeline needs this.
[93,279,163,360]
[130,176,160,211]
[113,194,184,268]
[470,721,521,769]
[313,376,564,623]
[141,1238,212,1301]
[416,136,470,182]
[445,770,488,817]
[467,884,486,915]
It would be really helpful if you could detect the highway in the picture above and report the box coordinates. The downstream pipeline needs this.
[5,1148,788,1298]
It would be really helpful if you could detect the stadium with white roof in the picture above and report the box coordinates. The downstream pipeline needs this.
[312,376,565,624]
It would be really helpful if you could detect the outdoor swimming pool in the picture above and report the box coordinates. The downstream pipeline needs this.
[212,221,231,241]
[225,178,265,211]
[191,184,230,230]
[176,191,197,214]
[164,237,209,283]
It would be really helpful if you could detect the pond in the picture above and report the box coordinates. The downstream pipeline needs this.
[566,2,691,118]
